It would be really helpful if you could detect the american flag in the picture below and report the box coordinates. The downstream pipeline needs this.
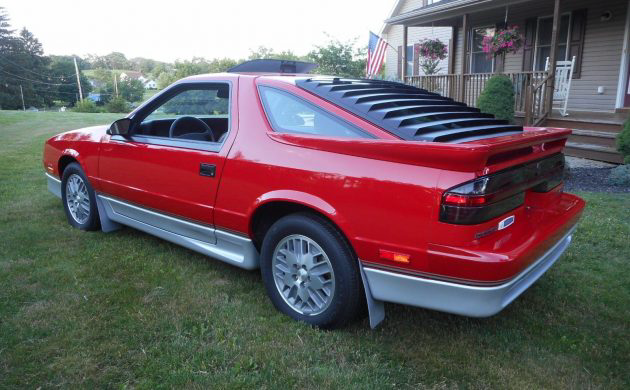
[366,31,388,79]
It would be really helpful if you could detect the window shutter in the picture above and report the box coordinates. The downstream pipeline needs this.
[397,45,403,79]
[522,18,537,71]
[569,9,587,79]
[413,43,420,75]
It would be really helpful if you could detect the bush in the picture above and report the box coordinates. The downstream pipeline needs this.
[477,75,515,123]
[618,118,630,164]
[606,164,630,186]
[72,99,100,113]
[105,96,129,113]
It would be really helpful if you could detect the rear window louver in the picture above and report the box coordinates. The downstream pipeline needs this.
[295,77,523,143]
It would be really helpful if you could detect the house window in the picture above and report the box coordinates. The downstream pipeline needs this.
[406,45,414,76]
[427,0,444,4]
[469,27,495,73]
[534,14,571,71]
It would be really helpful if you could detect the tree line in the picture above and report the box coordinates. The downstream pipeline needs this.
[0,7,366,111]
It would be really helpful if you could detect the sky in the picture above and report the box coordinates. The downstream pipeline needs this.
[2,0,395,62]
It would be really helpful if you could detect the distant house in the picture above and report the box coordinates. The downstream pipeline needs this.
[119,71,143,81]
[119,71,157,89]
[144,79,157,89]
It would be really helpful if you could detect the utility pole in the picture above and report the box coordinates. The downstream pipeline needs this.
[73,56,83,102]
[19,85,25,111]
[114,73,119,97]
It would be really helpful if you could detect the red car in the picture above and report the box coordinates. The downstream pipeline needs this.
[43,60,585,328]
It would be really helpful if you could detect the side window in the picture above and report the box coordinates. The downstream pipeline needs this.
[259,86,372,138]
[137,83,230,143]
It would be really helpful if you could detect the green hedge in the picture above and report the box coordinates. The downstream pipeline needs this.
[477,75,515,123]
[618,118,630,164]
[72,100,100,113]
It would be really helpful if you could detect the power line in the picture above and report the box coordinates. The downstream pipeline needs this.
[0,56,77,79]
[0,68,77,86]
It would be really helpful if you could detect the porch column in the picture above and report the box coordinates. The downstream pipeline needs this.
[402,25,408,82]
[459,13,469,102]
[545,0,561,113]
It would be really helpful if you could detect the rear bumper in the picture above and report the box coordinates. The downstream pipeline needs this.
[362,224,576,317]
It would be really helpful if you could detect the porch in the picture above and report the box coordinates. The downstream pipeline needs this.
[388,0,630,163]
[404,71,551,126]
[405,72,625,163]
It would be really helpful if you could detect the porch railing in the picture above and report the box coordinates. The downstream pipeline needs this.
[404,71,549,125]
[524,72,552,126]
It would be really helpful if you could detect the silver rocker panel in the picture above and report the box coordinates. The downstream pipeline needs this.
[97,195,259,270]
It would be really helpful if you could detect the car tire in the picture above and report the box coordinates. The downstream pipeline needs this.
[260,212,363,329]
[61,162,100,231]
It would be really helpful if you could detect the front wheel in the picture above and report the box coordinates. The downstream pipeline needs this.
[260,213,363,329]
[61,162,100,231]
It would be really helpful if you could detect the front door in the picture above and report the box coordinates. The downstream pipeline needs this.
[98,81,235,228]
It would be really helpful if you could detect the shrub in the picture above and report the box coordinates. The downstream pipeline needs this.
[72,99,100,113]
[618,118,630,164]
[105,96,129,113]
[606,164,630,186]
[477,75,515,123]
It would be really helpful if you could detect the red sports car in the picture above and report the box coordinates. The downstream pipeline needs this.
[43,59,585,328]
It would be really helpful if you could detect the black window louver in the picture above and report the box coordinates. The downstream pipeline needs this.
[295,77,523,143]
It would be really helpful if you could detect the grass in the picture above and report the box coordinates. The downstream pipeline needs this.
[1,110,629,388]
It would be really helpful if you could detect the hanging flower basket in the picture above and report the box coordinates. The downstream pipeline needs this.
[415,38,448,75]
[482,25,524,57]
[415,38,448,61]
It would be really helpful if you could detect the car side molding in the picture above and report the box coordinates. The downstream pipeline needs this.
[97,195,260,270]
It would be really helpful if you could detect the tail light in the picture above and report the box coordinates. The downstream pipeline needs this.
[440,153,565,225]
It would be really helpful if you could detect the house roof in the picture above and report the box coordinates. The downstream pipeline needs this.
[385,0,531,26]
[380,0,405,35]
[120,70,143,79]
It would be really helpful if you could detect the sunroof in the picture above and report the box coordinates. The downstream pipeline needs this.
[295,77,523,143]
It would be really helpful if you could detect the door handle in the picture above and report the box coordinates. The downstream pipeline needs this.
[199,163,216,177]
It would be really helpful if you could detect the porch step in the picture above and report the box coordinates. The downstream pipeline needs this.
[545,118,622,133]
[569,129,618,148]
[564,142,624,164]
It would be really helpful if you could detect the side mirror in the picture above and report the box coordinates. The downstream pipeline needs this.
[107,118,132,136]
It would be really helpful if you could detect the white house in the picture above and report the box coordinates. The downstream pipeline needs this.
[144,79,157,89]
[119,71,144,82]
[382,0,453,80]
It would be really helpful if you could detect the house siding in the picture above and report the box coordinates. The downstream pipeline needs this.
[383,0,454,80]
[447,0,628,111]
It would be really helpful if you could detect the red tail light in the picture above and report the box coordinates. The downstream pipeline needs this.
[440,153,565,225]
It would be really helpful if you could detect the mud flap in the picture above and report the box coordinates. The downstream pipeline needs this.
[95,195,122,233]
[358,260,385,328]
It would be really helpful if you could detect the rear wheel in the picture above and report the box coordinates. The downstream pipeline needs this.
[260,213,362,328]
[61,162,100,231]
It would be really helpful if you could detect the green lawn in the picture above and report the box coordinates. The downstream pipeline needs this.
[1,110,629,388]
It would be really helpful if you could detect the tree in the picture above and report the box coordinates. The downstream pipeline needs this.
[248,46,304,61]
[0,11,55,109]
[87,52,131,70]
[118,78,144,102]
[307,37,366,78]
[47,55,92,106]
[105,96,129,113]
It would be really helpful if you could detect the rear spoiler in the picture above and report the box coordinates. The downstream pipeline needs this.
[267,127,571,174]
